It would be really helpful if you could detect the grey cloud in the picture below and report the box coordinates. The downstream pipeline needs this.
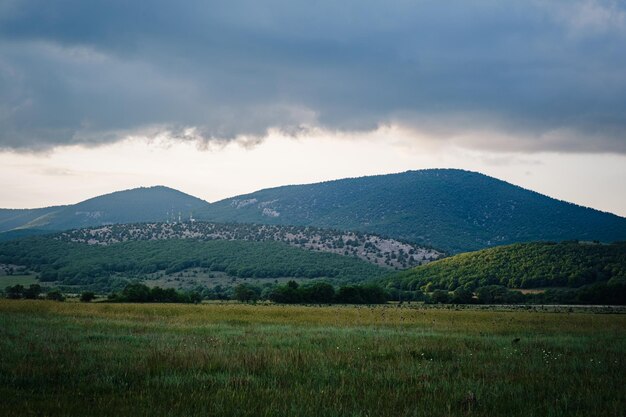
[0,0,625,152]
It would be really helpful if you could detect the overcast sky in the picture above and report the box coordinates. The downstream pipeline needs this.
[1,0,625,215]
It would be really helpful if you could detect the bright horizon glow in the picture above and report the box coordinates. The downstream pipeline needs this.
[1,129,626,218]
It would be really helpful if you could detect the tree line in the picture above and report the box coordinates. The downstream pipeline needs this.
[385,279,626,305]
[234,281,388,304]
[4,278,625,305]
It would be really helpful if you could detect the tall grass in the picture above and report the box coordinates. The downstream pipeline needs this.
[0,300,624,416]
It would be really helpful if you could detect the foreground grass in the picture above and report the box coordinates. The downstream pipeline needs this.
[0,301,624,417]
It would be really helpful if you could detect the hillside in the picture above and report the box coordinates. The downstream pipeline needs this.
[3,170,626,254]
[57,222,443,269]
[0,186,210,232]
[0,207,61,232]
[383,241,626,292]
[0,234,389,291]
[199,169,626,253]
[0,228,54,242]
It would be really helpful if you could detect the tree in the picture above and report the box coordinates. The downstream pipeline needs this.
[234,283,260,303]
[335,286,364,304]
[360,285,388,304]
[23,284,42,299]
[475,285,523,304]
[46,290,65,301]
[269,285,302,303]
[451,287,473,304]
[122,283,152,302]
[430,290,450,304]
[80,291,96,302]
[185,291,203,304]
[301,282,335,303]
[5,285,24,299]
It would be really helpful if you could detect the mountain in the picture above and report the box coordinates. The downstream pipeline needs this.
[382,241,626,291]
[0,229,54,242]
[198,169,626,252]
[0,186,210,232]
[0,207,61,232]
[4,170,626,253]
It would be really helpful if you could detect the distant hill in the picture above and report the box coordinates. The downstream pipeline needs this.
[56,222,444,269]
[0,229,53,242]
[0,207,61,232]
[0,234,388,291]
[0,186,210,232]
[383,241,626,291]
[199,169,626,252]
[3,170,626,253]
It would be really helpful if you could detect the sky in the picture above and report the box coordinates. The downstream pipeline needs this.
[1,0,625,216]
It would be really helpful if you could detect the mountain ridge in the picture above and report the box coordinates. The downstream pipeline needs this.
[212,169,621,216]
[3,169,626,253]
[0,185,210,233]
[198,169,626,252]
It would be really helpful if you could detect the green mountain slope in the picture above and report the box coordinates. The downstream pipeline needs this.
[0,207,62,232]
[383,241,626,292]
[0,229,54,242]
[4,170,626,253]
[0,235,388,290]
[56,222,444,269]
[199,169,626,253]
[0,186,210,232]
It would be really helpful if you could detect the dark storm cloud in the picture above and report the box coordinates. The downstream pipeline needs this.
[0,0,625,152]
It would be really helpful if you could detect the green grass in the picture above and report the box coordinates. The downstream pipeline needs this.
[144,268,317,290]
[0,274,38,288]
[0,301,624,417]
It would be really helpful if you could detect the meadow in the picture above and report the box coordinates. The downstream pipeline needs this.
[0,274,38,288]
[0,300,624,417]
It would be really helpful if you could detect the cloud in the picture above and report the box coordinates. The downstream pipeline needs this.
[555,0,626,35]
[0,0,625,152]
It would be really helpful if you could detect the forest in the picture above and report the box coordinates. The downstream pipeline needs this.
[0,236,387,291]
[384,241,626,291]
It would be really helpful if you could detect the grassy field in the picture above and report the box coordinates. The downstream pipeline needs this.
[144,268,312,290]
[0,301,624,417]
[0,274,38,288]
